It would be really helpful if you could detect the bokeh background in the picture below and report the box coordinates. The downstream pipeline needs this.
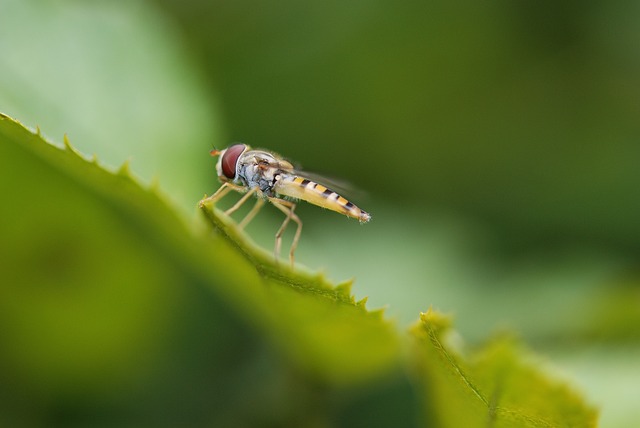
[2,0,639,425]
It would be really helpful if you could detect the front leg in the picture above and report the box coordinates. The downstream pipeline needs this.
[199,182,247,208]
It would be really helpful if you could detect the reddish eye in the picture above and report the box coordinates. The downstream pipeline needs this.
[221,144,245,179]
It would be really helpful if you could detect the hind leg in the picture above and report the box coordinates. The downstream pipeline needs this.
[269,198,302,267]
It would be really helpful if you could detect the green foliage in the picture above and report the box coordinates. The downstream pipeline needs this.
[414,310,598,427]
[0,113,596,426]
[2,1,638,425]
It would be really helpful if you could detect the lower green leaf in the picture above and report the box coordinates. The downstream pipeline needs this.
[413,309,598,427]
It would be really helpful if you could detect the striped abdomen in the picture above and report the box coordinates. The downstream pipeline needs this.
[275,176,371,223]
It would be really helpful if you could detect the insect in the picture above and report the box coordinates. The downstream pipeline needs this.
[200,144,371,266]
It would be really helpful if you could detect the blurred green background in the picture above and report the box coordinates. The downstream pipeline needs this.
[2,0,639,425]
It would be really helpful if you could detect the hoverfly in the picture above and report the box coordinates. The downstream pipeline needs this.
[199,144,371,266]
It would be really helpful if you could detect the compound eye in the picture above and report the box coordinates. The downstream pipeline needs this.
[221,144,246,179]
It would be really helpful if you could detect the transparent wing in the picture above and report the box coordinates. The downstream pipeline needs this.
[291,168,368,202]
[249,147,368,200]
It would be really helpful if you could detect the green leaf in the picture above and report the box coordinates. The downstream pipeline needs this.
[0,113,403,425]
[413,309,598,427]
[0,113,597,426]
[0,0,218,213]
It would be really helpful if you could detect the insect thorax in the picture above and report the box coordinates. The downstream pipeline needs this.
[237,161,281,197]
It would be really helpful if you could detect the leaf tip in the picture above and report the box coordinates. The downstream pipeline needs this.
[368,307,386,319]
[118,159,132,177]
[63,134,73,150]
[62,134,86,159]
[335,279,354,298]
[419,307,452,333]
[356,296,368,308]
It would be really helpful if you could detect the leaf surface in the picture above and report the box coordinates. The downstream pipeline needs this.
[0,113,597,426]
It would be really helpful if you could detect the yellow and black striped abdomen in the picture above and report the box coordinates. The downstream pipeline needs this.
[275,176,371,222]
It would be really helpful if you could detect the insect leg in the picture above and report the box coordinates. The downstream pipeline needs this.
[225,187,258,216]
[199,182,246,207]
[269,198,303,267]
[271,201,291,265]
[238,197,265,229]
[199,182,232,207]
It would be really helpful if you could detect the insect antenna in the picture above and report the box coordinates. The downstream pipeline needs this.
[209,143,221,157]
